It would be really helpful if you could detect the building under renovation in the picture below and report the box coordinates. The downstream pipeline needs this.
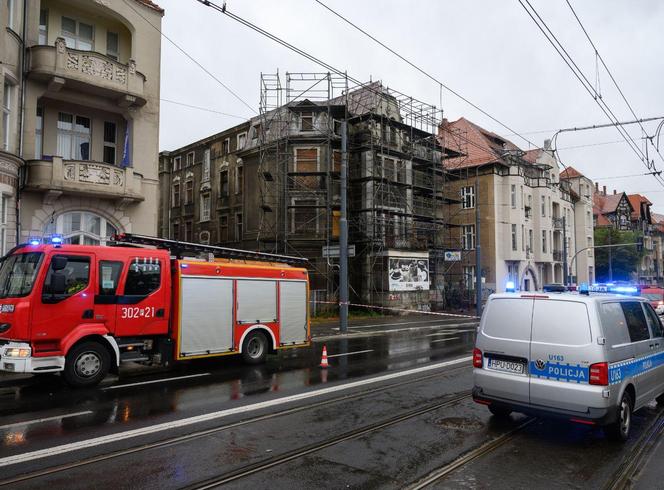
[159,72,460,310]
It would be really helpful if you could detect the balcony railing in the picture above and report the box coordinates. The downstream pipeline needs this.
[28,38,146,107]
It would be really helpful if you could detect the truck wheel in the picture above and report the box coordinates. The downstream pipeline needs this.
[657,393,664,405]
[242,332,268,365]
[488,405,512,418]
[63,341,111,388]
[605,392,633,442]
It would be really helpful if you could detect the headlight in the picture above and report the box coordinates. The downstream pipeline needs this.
[4,348,30,358]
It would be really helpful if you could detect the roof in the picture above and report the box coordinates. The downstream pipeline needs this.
[594,213,612,227]
[439,117,523,170]
[522,148,542,164]
[593,192,630,215]
[559,166,584,179]
[134,0,164,13]
[627,194,652,220]
[489,292,643,304]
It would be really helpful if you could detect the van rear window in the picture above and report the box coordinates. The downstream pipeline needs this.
[531,300,591,346]
[482,298,532,341]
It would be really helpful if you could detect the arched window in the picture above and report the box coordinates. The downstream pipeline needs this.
[44,211,118,245]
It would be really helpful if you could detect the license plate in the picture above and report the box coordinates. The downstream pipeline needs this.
[488,358,525,374]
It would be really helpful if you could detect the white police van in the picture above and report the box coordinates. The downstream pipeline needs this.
[472,290,664,441]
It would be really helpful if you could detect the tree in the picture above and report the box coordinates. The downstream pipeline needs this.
[593,228,642,282]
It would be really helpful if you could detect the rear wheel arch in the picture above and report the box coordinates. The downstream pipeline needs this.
[622,383,636,408]
[238,325,277,353]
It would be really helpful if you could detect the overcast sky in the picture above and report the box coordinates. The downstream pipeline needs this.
[155,0,664,212]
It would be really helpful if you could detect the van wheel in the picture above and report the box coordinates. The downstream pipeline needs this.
[488,405,512,418]
[605,392,633,442]
[656,393,664,405]
[63,341,110,388]
[242,332,268,365]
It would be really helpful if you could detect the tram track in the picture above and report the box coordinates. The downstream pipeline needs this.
[0,364,471,487]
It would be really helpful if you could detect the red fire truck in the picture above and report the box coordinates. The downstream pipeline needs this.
[0,234,310,387]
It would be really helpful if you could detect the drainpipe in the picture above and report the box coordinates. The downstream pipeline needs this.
[16,0,28,245]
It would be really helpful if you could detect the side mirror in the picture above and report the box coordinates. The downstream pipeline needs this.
[50,273,67,295]
[51,256,68,271]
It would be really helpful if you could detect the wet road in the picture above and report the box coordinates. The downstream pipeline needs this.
[0,315,662,489]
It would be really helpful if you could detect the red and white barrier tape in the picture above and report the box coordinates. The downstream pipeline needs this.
[313,301,479,320]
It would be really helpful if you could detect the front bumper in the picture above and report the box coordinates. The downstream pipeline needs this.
[0,342,64,373]
[472,386,618,426]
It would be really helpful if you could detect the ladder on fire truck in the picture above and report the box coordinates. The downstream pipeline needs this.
[111,233,309,266]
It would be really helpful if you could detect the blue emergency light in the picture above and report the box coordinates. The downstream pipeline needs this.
[28,237,41,246]
[505,281,516,293]
[50,235,63,244]
[579,283,589,295]
[611,286,638,294]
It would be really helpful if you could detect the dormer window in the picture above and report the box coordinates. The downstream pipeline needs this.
[301,112,314,131]
[61,17,94,51]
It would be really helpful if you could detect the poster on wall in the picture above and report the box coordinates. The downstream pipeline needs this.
[388,258,430,291]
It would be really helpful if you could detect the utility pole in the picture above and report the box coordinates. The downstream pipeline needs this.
[475,179,482,317]
[339,120,349,334]
[608,229,613,282]
[562,215,568,286]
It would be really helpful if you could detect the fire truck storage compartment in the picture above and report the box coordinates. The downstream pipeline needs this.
[179,277,234,357]
[236,279,277,324]
[279,281,308,344]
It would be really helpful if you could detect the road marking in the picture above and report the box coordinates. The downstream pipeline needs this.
[0,411,93,431]
[0,355,472,468]
[102,372,212,390]
[431,337,460,344]
[327,349,373,358]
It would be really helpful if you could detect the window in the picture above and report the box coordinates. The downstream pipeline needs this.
[235,213,243,241]
[200,194,210,222]
[2,80,11,151]
[124,259,161,296]
[294,148,318,189]
[184,221,192,241]
[587,236,593,256]
[333,150,341,173]
[508,263,519,284]
[99,260,122,296]
[172,183,180,207]
[510,184,516,208]
[235,164,243,194]
[463,266,475,290]
[46,211,117,245]
[61,17,93,51]
[621,302,651,342]
[291,199,317,233]
[219,215,228,242]
[185,180,193,204]
[237,132,247,150]
[186,152,194,167]
[0,252,43,298]
[35,106,43,158]
[300,112,314,131]
[219,169,229,196]
[521,224,525,251]
[528,229,533,252]
[644,303,664,338]
[103,121,116,165]
[203,148,210,182]
[462,224,475,250]
[43,255,90,299]
[106,31,119,60]
[57,112,90,160]
[39,9,48,44]
[461,186,475,209]
[222,138,230,154]
[511,224,517,251]
[0,194,7,255]
[541,196,546,217]
[172,222,180,240]
[542,230,547,253]
[520,185,524,208]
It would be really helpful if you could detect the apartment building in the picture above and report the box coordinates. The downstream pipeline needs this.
[440,117,594,295]
[0,0,162,250]
[159,75,457,310]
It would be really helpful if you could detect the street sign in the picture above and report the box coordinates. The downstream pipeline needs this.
[444,251,462,261]
[322,244,356,258]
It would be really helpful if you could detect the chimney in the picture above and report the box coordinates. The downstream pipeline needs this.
[595,182,599,192]
[603,185,607,195]
[543,139,551,150]
[613,189,616,195]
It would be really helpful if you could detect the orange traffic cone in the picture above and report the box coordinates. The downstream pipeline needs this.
[320,344,329,368]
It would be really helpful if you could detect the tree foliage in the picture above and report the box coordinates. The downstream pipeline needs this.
[593,228,642,282]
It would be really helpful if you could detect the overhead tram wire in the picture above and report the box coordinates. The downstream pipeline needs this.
[312,0,538,150]
[122,0,256,115]
[160,98,249,119]
[517,0,664,189]
[566,0,664,167]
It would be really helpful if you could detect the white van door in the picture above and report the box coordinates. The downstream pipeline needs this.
[642,302,664,402]
[621,301,655,408]
[478,297,533,404]
[529,299,594,412]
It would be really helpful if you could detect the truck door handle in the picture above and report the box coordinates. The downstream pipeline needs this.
[156,308,165,318]
[82,309,94,319]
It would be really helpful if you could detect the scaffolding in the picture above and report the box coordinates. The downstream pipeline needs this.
[256,72,456,309]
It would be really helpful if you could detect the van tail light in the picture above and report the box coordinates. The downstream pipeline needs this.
[589,362,608,386]
[473,348,483,368]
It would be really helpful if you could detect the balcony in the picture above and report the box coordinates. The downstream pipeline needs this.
[28,38,146,107]
[25,157,144,204]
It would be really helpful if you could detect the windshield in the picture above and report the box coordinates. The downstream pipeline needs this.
[0,252,44,298]
[642,293,663,301]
